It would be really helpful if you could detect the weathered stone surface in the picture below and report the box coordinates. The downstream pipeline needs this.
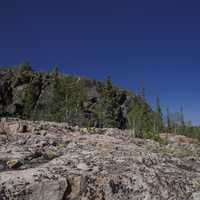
[0,118,200,200]
[0,168,68,200]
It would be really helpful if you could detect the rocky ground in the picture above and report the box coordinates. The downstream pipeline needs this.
[0,118,200,200]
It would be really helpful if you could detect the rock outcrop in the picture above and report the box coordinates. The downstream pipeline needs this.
[0,118,200,200]
[0,67,135,129]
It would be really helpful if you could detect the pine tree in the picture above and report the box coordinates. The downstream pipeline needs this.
[102,76,118,127]
[19,61,32,73]
[154,97,163,133]
[127,98,141,137]
[47,67,67,121]
[51,65,59,80]
[128,96,153,138]
[23,84,35,117]
[139,80,145,101]
[95,100,106,128]
[180,106,185,134]
[166,108,172,133]
[17,62,33,84]
[173,112,179,134]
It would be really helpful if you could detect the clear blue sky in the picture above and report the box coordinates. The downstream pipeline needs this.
[1,0,200,124]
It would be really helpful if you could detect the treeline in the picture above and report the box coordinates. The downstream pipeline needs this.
[127,83,200,140]
[0,62,134,129]
[1,62,200,141]
[164,107,200,140]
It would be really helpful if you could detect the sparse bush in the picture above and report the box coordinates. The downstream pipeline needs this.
[144,131,168,145]
[19,61,32,73]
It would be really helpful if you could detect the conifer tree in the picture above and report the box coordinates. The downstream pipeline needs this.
[139,80,145,101]
[19,61,32,73]
[102,76,118,127]
[23,84,35,117]
[154,96,163,133]
[51,65,59,80]
[166,108,172,133]
[180,106,185,134]
[174,112,180,134]
[127,98,141,137]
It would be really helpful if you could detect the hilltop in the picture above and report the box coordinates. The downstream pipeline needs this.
[0,63,153,133]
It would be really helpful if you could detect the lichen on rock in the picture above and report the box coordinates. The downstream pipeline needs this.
[0,118,200,200]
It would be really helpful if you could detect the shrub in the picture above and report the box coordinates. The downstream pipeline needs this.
[19,61,32,73]
[144,131,168,145]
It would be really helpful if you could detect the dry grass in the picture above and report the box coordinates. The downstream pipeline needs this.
[160,146,195,157]
[160,133,195,144]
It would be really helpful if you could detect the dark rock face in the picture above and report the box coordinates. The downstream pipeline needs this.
[0,70,13,115]
[0,67,132,129]
[0,119,200,200]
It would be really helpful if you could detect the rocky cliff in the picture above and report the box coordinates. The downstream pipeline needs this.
[0,118,200,200]
[0,65,143,129]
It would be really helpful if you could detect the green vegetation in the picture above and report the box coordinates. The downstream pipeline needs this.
[154,97,163,133]
[127,87,153,138]
[160,145,195,157]
[1,62,200,142]
[45,150,58,160]
[164,106,199,139]
[18,61,32,73]
[144,131,168,145]
[23,84,37,117]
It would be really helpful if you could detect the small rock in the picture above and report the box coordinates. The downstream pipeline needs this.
[77,163,90,171]
[44,150,58,160]
[0,161,6,171]
[193,192,200,200]
[6,149,12,153]
[0,164,5,171]
[41,130,47,136]
[92,166,99,173]
[7,159,23,169]
[19,124,28,133]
